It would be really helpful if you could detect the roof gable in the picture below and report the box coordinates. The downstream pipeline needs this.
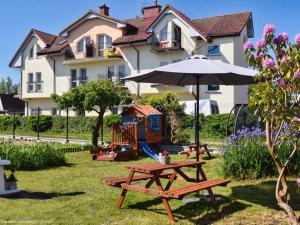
[59,10,127,36]
[145,5,207,40]
[9,29,56,67]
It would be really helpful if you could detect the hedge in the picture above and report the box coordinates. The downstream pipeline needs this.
[0,113,235,139]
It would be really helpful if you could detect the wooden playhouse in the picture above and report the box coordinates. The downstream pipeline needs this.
[93,105,162,161]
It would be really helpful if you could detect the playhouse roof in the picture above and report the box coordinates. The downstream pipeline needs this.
[121,105,162,117]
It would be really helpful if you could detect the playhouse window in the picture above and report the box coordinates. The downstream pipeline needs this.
[150,115,160,131]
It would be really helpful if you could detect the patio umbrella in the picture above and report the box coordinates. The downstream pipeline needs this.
[125,55,257,180]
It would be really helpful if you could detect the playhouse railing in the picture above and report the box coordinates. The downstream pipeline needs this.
[112,123,138,150]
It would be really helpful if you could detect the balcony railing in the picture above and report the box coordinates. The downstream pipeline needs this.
[66,42,122,60]
[27,82,43,93]
[151,31,183,52]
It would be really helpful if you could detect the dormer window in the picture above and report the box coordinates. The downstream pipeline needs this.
[77,36,91,53]
[98,34,113,56]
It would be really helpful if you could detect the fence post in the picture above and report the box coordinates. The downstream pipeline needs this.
[37,107,40,141]
[13,107,16,139]
[66,108,69,143]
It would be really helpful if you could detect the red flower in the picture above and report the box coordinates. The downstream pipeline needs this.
[163,150,169,155]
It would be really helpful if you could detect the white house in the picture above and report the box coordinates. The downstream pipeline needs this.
[9,1,254,116]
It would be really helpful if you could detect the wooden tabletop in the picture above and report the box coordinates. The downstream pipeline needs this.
[126,160,205,174]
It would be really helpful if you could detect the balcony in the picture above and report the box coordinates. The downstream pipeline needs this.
[64,43,123,65]
[151,31,184,53]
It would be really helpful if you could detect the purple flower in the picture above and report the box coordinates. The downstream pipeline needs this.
[243,41,254,50]
[256,39,266,48]
[297,178,300,185]
[276,79,286,87]
[254,52,265,60]
[279,32,289,41]
[264,24,276,36]
[263,58,275,68]
[273,37,282,45]
[294,69,300,78]
[295,34,300,44]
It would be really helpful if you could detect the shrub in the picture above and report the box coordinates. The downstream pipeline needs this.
[0,143,67,170]
[104,115,121,127]
[29,115,53,132]
[220,127,300,180]
[202,114,233,138]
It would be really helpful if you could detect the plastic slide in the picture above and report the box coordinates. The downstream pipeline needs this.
[139,142,159,160]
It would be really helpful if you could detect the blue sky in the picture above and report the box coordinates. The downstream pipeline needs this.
[1,0,300,83]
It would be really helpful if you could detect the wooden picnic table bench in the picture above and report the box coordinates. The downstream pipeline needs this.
[105,160,230,223]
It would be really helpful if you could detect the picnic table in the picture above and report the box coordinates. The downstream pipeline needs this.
[105,160,230,223]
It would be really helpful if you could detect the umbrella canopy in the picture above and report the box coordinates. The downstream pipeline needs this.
[125,55,257,85]
[125,55,257,181]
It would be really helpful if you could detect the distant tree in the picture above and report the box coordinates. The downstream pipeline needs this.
[0,76,18,94]
[52,79,132,146]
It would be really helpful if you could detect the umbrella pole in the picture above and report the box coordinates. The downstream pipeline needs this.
[195,76,200,182]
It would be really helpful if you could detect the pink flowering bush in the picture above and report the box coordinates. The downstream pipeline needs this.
[245,24,300,225]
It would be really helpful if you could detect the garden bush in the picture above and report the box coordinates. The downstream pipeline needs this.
[0,143,67,170]
[220,127,300,180]
[29,115,53,132]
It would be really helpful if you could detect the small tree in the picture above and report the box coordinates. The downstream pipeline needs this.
[52,79,132,146]
[245,24,300,225]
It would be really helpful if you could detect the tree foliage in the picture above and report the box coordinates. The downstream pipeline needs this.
[142,92,189,144]
[52,79,132,146]
[0,76,18,94]
[245,24,300,225]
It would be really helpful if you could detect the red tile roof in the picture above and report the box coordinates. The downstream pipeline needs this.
[37,36,69,55]
[114,5,252,45]
[192,12,252,38]
[32,29,56,46]
[113,17,156,45]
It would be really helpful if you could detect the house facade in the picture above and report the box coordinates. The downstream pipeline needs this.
[9,2,254,116]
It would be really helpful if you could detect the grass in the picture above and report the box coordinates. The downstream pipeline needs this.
[0,153,299,225]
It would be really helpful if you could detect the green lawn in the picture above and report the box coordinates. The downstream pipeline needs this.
[0,153,299,225]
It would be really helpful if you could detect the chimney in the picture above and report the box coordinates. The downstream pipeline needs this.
[142,1,161,18]
[100,4,110,16]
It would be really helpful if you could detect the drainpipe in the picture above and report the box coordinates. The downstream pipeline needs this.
[49,55,56,95]
[129,42,140,96]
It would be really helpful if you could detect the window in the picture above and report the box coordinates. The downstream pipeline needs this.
[35,72,43,92]
[71,69,77,88]
[77,36,91,53]
[160,24,168,41]
[118,65,125,83]
[160,62,168,67]
[29,46,34,59]
[31,108,40,115]
[28,73,34,92]
[207,85,220,91]
[79,68,87,84]
[107,66,114,79]
[98,34,113,56]
[149,115,161,131]
[207,45,221,56]
[210,104,219,114]
[52,108,57,116]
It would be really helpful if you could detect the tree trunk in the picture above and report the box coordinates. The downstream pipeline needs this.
[265,121,300,225]
[92,110,105,146]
